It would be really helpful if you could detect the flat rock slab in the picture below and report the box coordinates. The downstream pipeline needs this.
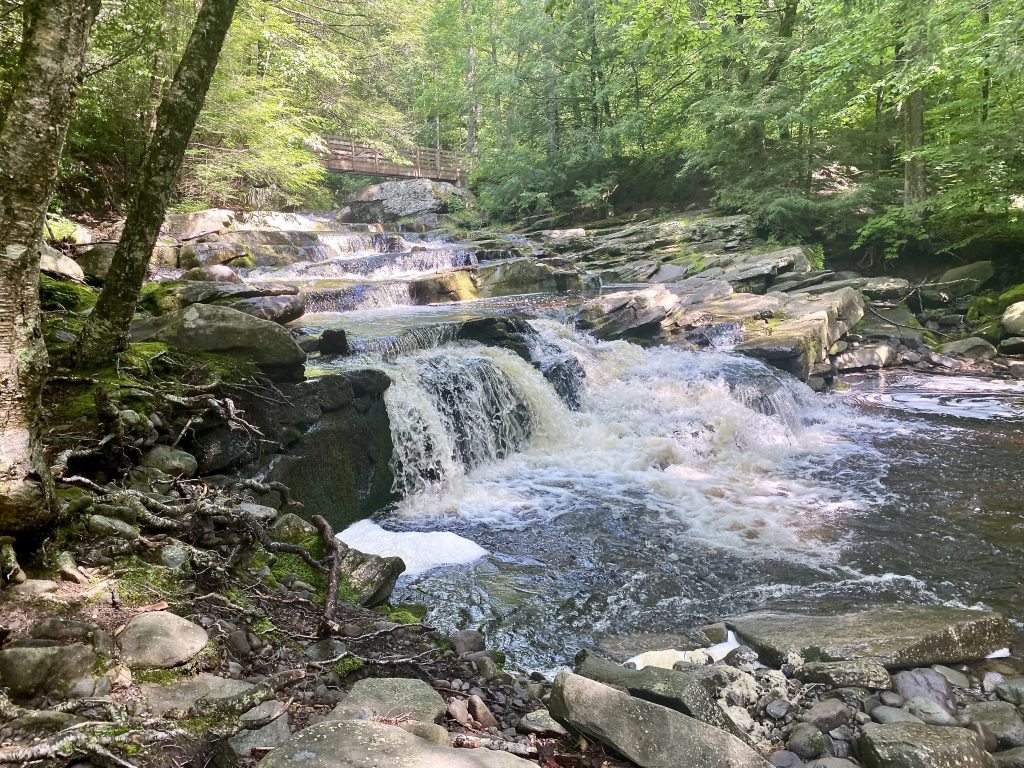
[260,719,534,767]
[345,677,446,724]
[727,606,1012,668]
[549,671,770,768]
[859,723,995,768]
[118,611,209,670]
[140,672,254,716]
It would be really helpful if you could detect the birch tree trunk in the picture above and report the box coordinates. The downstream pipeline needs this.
[0,0,100,534]
[74,0,240,369]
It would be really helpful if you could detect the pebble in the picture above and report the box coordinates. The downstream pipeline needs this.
[767,699,791,719]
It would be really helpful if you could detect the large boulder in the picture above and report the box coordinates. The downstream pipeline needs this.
[936,337,997,361]
[1002,302,1024,337]
[921,260,995,305]
[117,611,208,669]
[345,178,472,223]
[75,242,117,282]
[261,719,533,767]
[343,678,446,724]
[573,649,744,738]
[474,258,585,298]
[336,540,405,606]
[140,279,298,315]
[858,723,995,768]
[131,304,306,379]
[0,644,97,699]
[39,243,85,282]
[226,294,306,324]
[728,606,1012,668]
[548,671,770,768]
[140,672,254,716]
[577,285,682,340]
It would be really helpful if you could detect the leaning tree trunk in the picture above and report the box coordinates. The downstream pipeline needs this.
[73,0,240,369]
[0,0,100,534]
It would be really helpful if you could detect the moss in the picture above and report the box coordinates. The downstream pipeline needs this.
[134,667,188,685]
[138,281,180,314]
[967,295,1000,324]
[998,284,1024,312]
[196,351,258,382]
[331,656,364,679]
[115,556,189,608]
[39,275,97,312]
[375,603,427,624]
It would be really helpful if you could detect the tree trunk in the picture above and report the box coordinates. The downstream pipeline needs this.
[74,0,240,369]
[903,87,926,208]
[462,0,479,157]
[0,0,100,533]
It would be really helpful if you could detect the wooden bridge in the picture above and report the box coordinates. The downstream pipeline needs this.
[323,136,469,184]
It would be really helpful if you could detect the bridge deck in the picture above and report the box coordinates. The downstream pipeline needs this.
[323,137,468,183]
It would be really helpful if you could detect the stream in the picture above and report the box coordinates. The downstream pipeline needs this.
[267,225,1024,672]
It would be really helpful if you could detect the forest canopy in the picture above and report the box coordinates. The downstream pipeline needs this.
[1,0,1022,262]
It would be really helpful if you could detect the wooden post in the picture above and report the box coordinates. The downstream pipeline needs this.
[415,146,421,177]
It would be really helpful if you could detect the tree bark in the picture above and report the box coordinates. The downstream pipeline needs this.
[0,0,100,534]
[73,0,240,369]
[903,87,926,208]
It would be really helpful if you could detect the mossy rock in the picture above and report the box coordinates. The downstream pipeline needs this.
[999,284,1024,312]
[967,295,1000,324]
[39,275,97,312]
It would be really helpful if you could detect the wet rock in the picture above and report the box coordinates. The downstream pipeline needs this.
[345,678,446,724]
[475,257,584,298]
[117,611,208,669]
[996,679,1024,706]
[769,750,806,767]
[549,671,771,767]
[965,702,1024,749]
[227,293,306,324]
[142,445,199,478]
[0,644,97,698]
[859,723,996,768]
[799,660,892,690]
[727,607,1013,668]
[260,719,534,767]
[452,629,486,656]
[833,342,897,372]
[320,328,350,355]
[140,673,254,716]
[577,286,681,341]
[993,747,1024,767]
[787,722,830,760]
[767,699,791,719]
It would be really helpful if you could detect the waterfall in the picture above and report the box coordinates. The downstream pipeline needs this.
[304,282,414,312]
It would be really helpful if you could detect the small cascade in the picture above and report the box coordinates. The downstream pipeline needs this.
[294,247,477,280]
[304,281,414,312]
[380,345,571,498]
[350,323,462,357]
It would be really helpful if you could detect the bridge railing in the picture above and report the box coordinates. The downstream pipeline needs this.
[323,137,469,183]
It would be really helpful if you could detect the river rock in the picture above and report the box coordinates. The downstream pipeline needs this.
[996,679,1024,705]
[833,342,897,371]
[140,279,300,315]
[85,514,139,540]
[227,293,306,324]
[727,606,1013,667]
[132,304,306,379]
[801,699,855,731]
[993,748,1024,768]
[0,644,97,698]
[931,665,970,690]
[228,700,292,756]
[182,264,242,283]
[799,660,892,690]
[468,694,499,728]
[140,673,254,716]
[335,540,405,606]
[577,285,682,340]
[117,611,209,669]
[518,709,568,736]
[474,257,584,297]
[549,671,771,768]
[345,678,446,724]
[260,719,533,767]
[936,337,997,360]
[787,722,830,760]
[345,178,472,222]
[574,649,743,737]
[892,669,956,713]
[1003,303,1024,336]
[40,243,86,282]
[141,445,199,477]
[872,705,925,725]
[904,697,959,726]
[75,242,117,281]
[452,629,486,655]
[965,702,1024,748]
[859,723,996,768]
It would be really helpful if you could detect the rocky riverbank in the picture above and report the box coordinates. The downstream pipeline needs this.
[6,187,1024,767]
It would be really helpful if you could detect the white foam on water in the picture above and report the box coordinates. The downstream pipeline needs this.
[369,321,885,561]
[336,520,487,576]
